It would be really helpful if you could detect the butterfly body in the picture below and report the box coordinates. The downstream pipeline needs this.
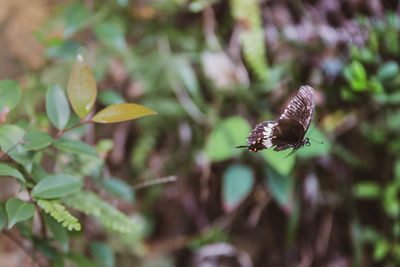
[238,86,315,155]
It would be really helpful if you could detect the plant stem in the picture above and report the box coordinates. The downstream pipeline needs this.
[54,119,92,139]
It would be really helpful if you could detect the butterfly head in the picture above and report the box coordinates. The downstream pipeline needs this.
[304,138,311,147]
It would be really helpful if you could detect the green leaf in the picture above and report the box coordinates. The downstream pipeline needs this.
[38,199,81,231]
[90,242,115,267]
[0,80,21,111]
[222,164,254,209]
[265,166,293,206]
[67,55,97,118]
[63,191,140,234]
[383,183,400,218]
[32,162,48,182]
[98,90,125,106]
[92,103,157,123]
[44,214,69,251]
[354,182,381,199]
[46,40,81,60]
[373,239,389,261]
[32,174,83,199]
[343,60,367,91]
[0,203,6,230]
[100,177,134,201]
[0,125,33,172]
[175,57,200,99]
[65,253,96,267]
[377,61,399,83]
[0,163,25,183]
[23,129,52,151]
[6,198,35,229]
[53,138,97,156]
[63,3,90,37]
[206,116,251,162]
[94,21,126,49]
[46,85,71,130]
[261,149,295,176]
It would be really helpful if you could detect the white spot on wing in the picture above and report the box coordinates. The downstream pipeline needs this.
[263,138,273,148]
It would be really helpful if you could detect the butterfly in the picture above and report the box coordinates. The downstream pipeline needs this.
[237,85,316,157]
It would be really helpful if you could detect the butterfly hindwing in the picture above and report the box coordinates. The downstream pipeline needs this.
[246,120,278,152]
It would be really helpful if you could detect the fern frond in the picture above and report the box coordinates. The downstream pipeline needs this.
[230,0,268,80]
[63,191,139,234]
[37,199,81,231]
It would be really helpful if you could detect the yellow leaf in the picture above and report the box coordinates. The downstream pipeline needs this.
[92,103,157,123]
[67,54,97,118]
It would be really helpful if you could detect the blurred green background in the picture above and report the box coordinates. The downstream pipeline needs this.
[1,0,400,266]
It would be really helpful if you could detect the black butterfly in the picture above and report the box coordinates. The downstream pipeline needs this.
[237,85,315,156]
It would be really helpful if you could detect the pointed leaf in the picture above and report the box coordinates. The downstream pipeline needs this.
[100,177,134,201]
[262,149,295,176]
[222,164,254,210]
[94,21,126,49]
[0,80,21,111]
[6,198,35,229]
[46,85,71,130]
[206,116,251,162]
[67,55,97,118]
[23,130,52,151]
[32,174,83,199]
[44,214,69,251]
[0,163,25,183]
[92,103,156,123]
[0,203,6,230]
[90,242,115,267]
[53,138,97,156]
[265,166,293,206]
[63,3,90,37]
[0,125,33,172]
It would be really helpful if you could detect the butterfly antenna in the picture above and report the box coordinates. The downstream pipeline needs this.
[309,138,324,144]
[284,149,297,158]
[236,145,248,149]
[306,119,324,144]
[306,119,320,138]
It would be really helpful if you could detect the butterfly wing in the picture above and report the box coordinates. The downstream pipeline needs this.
[272,85,315,151]
[279,85,315,133]
[245,120,278,152]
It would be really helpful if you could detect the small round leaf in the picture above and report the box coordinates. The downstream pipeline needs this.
[6,198,35,229]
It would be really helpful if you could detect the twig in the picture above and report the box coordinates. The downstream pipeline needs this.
[0,120,34,161]
[2,231,31,257]
[132,176,178,190]
[54,119,92,139]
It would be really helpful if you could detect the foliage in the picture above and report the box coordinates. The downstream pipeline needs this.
[37,199,81,231]
[2,0,400,266]
[0,51,155,266]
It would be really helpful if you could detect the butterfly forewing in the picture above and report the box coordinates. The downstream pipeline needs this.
[279,85,315,133]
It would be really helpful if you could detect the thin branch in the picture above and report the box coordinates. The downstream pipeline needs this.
[54,119,92,139]
[132,176,178,190]
[1,231,31,257]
